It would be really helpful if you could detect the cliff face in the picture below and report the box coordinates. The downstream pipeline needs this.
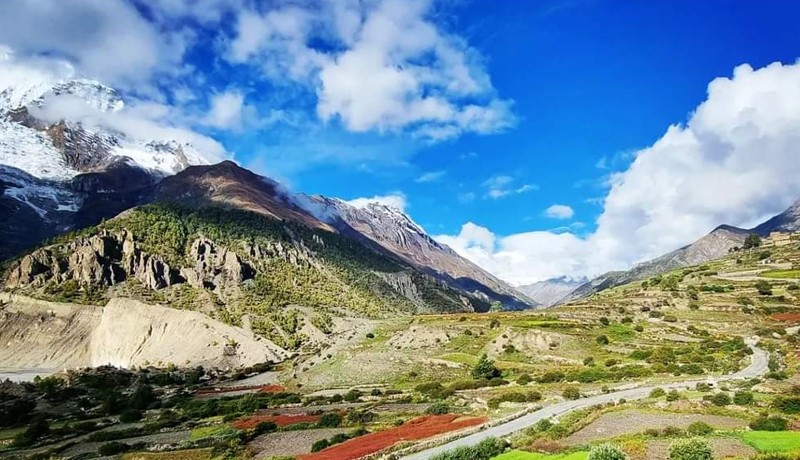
[0,294,288,370]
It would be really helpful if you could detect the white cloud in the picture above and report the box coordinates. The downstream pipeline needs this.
[0,0,188,87]
[204,91,245,129]
[416,170,446,183]
[347,192,408,212]
[437,60,800,285]
[227,0,513,140]
[545,204,574,220]
[482,175,537,199]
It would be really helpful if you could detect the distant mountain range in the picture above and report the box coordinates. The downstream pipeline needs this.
[560,200,800,303]
[0,76,534,312]
[517,277,585,307]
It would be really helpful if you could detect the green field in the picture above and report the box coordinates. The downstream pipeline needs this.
[741,431,800,452]
[761,269,800,279]
[493,451,588,460]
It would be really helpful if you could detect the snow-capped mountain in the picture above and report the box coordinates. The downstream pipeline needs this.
[0,62,225,258]
[0,69,221,181]
[517,277,585,307]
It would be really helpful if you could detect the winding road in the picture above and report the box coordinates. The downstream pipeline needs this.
[402,341,770,460]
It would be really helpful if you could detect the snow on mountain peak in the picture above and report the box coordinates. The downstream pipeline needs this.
[0,58,226,180]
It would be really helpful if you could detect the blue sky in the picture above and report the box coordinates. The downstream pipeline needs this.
[2,0,800,284]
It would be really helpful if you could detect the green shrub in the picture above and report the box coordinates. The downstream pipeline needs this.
[98,442,132,456]
[516,374,533,385]
[749,416,789,431]
[311,439,330,452]
[317,413,342,428]
[650,388,666,398]
[534,418,553,432]
[774,396,800,414]
[710,392,731,406]
[588,443,628,460]
[687,422,713,435]
[472,354,500,380]
[666,390,680,401]
[596,335,610,345]
[119,409,143,423]
[668,438,713,460]
[584,357,595,366]
[426,402,450,415]
[429,437,506,460]
[733,391,754,405]
[548,424,570,439]
[563,386,581,400]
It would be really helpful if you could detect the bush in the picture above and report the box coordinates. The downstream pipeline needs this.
[668,438,713,460]
[472,354,500,380]
[311,439,330,452]
[756,280,773,296]
[666,390,680,401]
[733,391,754,406]
[584,357,595,366]
[516,374,533,385]
[596,335,610,345]
[487,391,541,409]
[119,409,143,423]
[749,416,788,431]
[774,396,800,414]
[710,392,731,406]
[687,421,713,435]
[534,418,553,432]
[317,413,342,428]
[588,443,628,460]
[650,388,666,398]
[429,437,506,460]
[426,402,450,415]
[634,325,644,332]
[344,389,362,402]
[563,386,581,400]
[98,441,132,456]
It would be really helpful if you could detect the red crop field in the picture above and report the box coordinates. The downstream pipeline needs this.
[259,384,286,393]
[231,414,321,430]
[772,313,800,322]
[298,414,486,460]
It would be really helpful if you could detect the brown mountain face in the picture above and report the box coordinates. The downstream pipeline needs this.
[155,161,331,232]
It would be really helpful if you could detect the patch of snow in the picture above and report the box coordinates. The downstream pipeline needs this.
[0,165,79,220]
[0,118,78,181]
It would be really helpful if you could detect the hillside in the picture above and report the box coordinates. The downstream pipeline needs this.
[562,200,800,303]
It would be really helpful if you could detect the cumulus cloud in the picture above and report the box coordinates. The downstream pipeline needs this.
[0,0,189,87]
[227,0,514,140]
[545,205,574,220]
[437,61,800,285]
[204,91,245,130]
[416,170,446,183]
[347,192,408,212]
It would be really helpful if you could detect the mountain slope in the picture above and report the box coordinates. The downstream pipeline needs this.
[752,198,800,235]
[517,277,584,307]
[563,199,800,303]
[303,196,535,310]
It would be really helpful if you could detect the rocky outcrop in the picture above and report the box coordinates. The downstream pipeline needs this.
[180,237,254,290]
[4,230,256,294]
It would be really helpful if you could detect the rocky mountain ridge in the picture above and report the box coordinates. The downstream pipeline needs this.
[561,201,800,303]
[517,277,585,307]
